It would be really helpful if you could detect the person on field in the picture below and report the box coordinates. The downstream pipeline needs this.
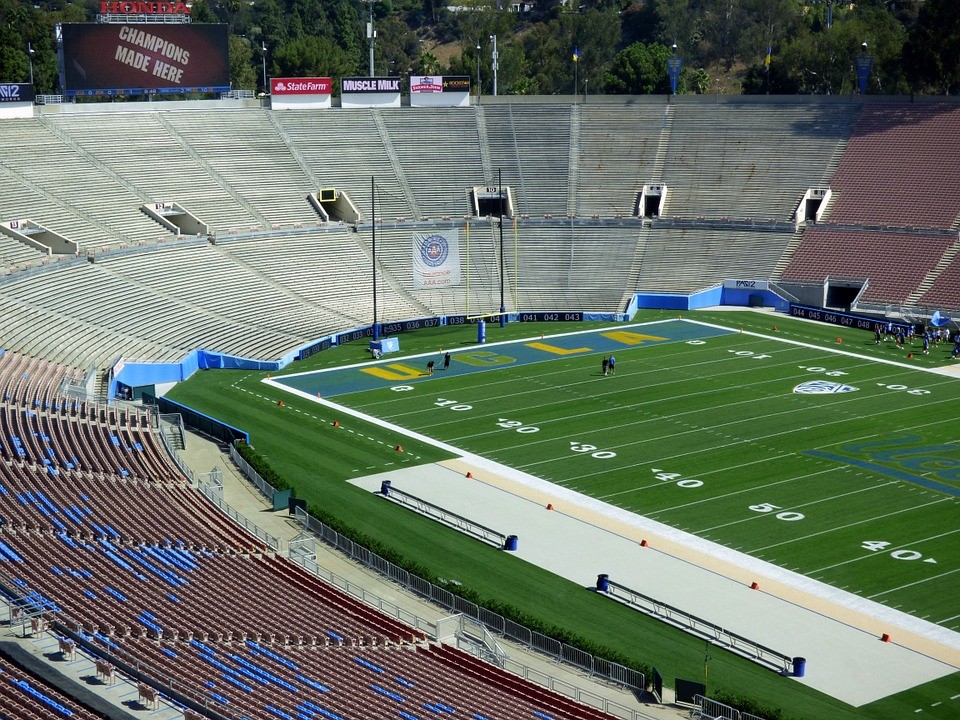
[602,357,609,376]
[426,360,435,375]
[608,355,616,374]
[443,352,451,370]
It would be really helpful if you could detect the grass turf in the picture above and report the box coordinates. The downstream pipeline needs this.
[167,310,960,720]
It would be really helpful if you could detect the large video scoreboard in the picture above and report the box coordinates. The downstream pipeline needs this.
[60,23,230,96]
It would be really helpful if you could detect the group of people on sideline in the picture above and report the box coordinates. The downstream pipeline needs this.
[874,323,960,358]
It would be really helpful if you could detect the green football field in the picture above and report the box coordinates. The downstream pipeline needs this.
[277,318,960,631]
[168,310,960,720]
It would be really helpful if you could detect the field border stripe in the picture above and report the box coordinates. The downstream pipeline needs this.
[682,318,956,376]
[274,318,729,380]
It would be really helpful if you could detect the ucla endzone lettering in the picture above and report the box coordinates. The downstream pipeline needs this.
[272,320,732,398]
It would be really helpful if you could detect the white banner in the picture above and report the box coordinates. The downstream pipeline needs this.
[723,279,769,290]
[413,230,461,289]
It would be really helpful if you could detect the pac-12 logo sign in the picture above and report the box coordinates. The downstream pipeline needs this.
[793,380,859,394]
[421,234,449,267]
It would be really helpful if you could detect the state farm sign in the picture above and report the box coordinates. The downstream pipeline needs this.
[270,78,332,95]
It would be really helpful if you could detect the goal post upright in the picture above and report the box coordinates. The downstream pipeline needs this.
[498,167,506,328]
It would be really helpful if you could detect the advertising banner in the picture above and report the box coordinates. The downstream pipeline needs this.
[0,83,35,103]
[270,77,332,109]
[410,75,443,94]
[61,23,230,96]
[666,57,683,94]
[789,304,909,333]
[271,77,332,95]
[340,76,401,108]
[99,1,191,15]
[413,230,461,289]
[410,75,470,107]
[722,280,769,290]
[341,77,400,93]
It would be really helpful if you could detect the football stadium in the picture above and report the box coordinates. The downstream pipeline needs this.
[2,33,960,720]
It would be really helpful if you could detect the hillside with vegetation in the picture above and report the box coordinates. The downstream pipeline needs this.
[0,0,958,97]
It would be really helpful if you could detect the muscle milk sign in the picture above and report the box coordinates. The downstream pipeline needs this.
[341,77,400,92]
[340,76,401,108]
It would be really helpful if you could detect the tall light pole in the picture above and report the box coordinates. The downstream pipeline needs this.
[476,43,481,104]
[27,43,35,86]
[368,1,376,76]
[260,42,267,93]
[666,42,683,98]
[490,35,498,96]
[855,40,873,95]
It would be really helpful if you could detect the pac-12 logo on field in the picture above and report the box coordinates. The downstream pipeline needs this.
[793,380,859,394]
[421,235,449,267]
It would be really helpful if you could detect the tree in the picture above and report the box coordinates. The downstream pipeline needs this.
[188,0,219,24]
[272,35,354,86]
[229,35,258,92]
[414,51,442,75]
[603,42,676,94]
[903,0,960,94]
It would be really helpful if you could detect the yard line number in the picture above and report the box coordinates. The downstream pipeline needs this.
[651,469,703,488]
[727,349,771,359]
[749,502,805,522]
[496,419,539,434]
[797,365,848,376]
[571,442,616,459]
[434,398,472,411]
[861,540,938,564]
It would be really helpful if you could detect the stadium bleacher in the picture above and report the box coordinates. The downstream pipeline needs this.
[0,97,958,362]
[2,94,960,720]
[778,227,957,304]
[637,227,799,294]
[0,348,626,720]
[0,650,108,720]
[827,104,960,230]
[660,101,856,220]
[47,112,261,232]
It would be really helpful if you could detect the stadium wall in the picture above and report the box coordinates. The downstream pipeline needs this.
[110,348,287,399]
[154,395,249,444]
[720,287,790,310]
[633,286,722,310]
[107,294,773,400]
